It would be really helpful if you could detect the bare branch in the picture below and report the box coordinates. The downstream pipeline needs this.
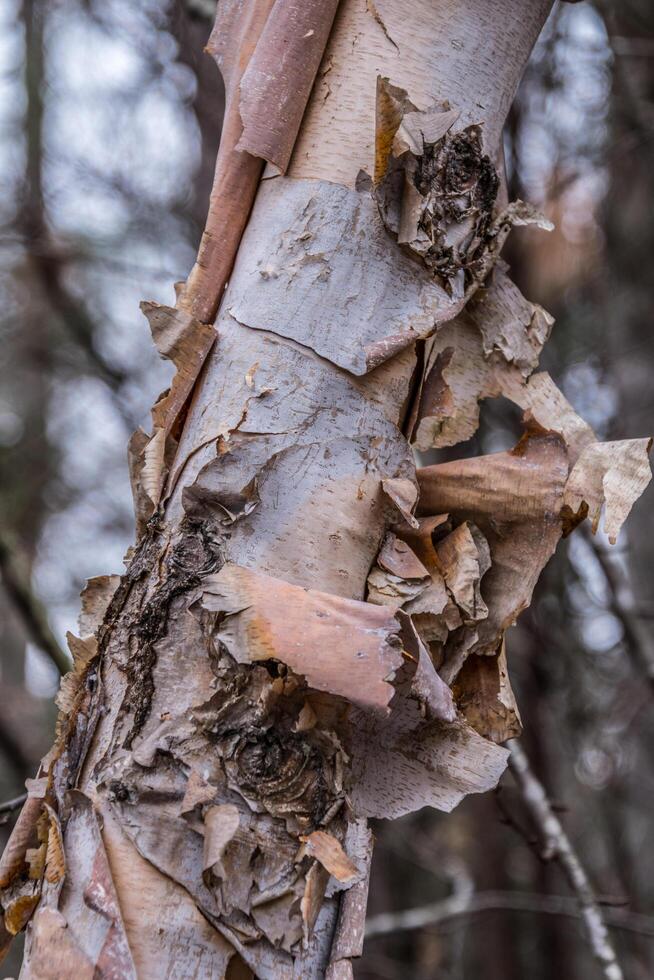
[0,719,32,784]
[0,531,70,676]
[365,888,654,940]
[0,794,28,824]
[181,0,217,19]
[20,0,130,402]
[508,740,624,980]
[30,248,129,394]
[588,533,654,688]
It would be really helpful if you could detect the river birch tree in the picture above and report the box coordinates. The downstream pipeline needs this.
[1,1,650,977]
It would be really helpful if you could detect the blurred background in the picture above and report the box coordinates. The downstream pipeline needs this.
[0,1,653,977]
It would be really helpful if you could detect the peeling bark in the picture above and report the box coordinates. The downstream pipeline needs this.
[2,1,651,977]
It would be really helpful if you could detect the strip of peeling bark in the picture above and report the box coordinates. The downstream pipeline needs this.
[176,0,340,324]
[2,2,651,979]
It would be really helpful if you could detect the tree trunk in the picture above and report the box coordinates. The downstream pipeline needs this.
[1,1,650,977]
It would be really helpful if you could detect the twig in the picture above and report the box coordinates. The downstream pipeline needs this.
[589,534,654,688]
[0,719,32,783]
[495,783,541,853]
[0,531,70,676]
[29,248,130,395]
[365,888,654,940]
[183,0,217,18]
[0,793,28,814]
[508,740,624,980]
[0,793,28,825]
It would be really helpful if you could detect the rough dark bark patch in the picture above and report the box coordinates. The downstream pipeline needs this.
[414,125,500,284]
[123,519,223,747]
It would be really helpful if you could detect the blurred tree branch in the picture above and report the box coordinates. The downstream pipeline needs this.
[588,533,654,687]
[509,740,623,980]
[21,0,130,403]
[170,0,224,241]
[0,795,28,826]
[183,0,216,19]
[365,888,654,941]
[0,531,70,676]
[0,722,31,786]
[27,249,129,394]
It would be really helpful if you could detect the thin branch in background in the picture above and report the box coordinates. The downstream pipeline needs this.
[0,794,27,825]
[30,248,129,394]
[0,719,32,784]
[0,531,70,676]
[588,532,654,688]
[364,888,654,941]
[495,783,542,853]
[183,0,217,18]
[0,234,179,282]
[508,740,624,980]
[20,0,132,410]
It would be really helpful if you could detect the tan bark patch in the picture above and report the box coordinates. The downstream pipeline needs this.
[235,0,340,174]
[5,895,47,940]
[300,831,359,883]
[412,272,554,450]
[43,804,65,885]
[77,574,120,638]
[196,564,404,710]
[418,429,569,661]
[452,641,522,743]
[349,702,509,819]
[0,794,43,889]
[203,804,241,878]
[128,303,216,528]
[563,438,652,544]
